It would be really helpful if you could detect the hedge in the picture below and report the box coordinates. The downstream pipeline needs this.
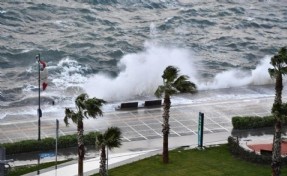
[231,115,287,130]
[231,103,287,130]
[0,131,99,155]
[227,136,287,165]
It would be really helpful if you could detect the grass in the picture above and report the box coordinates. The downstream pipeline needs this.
[92,144,287,176]
[8,159,72,176]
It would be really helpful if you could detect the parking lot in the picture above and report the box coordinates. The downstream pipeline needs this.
[0,94,274,144]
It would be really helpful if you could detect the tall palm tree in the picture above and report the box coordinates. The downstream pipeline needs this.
[64,93,106,176]
[155,65,197,164]
[268,47,287,176]
[95,127,122,176]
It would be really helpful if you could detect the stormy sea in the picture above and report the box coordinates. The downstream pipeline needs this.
[0,0,287,120]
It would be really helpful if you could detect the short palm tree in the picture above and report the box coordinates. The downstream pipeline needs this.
[96,127,122,176]
[64,93,106,176]
[268,47,287,176]
[155,65,197,164]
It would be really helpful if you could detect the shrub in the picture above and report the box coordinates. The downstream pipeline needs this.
[84,131,99,145]
[58,134,77,148]
[228,136,287,165]
[232,116,275,129]
[228,136,271,164]
[0,131,98,155]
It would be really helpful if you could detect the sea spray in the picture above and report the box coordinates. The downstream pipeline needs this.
[51,57,89,88]
[84,44,277,101]
[84,43,199,101]
[198,56,274,90]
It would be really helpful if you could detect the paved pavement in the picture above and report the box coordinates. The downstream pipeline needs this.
[0,88,275,144]
[1,85,286,175]
[23,132,230,176]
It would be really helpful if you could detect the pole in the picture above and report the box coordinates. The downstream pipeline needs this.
[37,154,40,175]
[36,54,42,141]
[198,112,204,149]
[56,119,59,169]
[106,147,108,176]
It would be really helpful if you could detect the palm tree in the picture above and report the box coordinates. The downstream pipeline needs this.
[155,65,197,164]
[268,47,287,176]
[95,127,122,176]
[64,93,106,176]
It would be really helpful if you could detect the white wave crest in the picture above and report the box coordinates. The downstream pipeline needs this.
[51,57,88,88]
[84,42,198,101]
[84,44,275,101]
[199,56,274,89]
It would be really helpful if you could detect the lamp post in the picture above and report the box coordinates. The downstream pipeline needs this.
[36,54,42,141]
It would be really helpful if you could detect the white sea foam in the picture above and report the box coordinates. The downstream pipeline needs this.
[84,43,276,101]
[51,57,88,88]
[84,42,198,101]
[198,56,274,90]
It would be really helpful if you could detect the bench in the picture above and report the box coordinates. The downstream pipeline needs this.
[144,100,162,108]
[116,102,138,110]
[260,149,272,156]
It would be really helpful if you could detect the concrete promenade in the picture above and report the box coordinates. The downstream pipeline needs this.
[1,85,286,175]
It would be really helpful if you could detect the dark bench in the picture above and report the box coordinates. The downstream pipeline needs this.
[117,102,138,110]
[260,149,272,156]
[144,100,162,108]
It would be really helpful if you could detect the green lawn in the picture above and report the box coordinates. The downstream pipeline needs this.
[8,160,71,176]
[92,144,286,176]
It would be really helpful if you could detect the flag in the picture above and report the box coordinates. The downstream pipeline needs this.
[39,60,46,71]
[39,60,48,91]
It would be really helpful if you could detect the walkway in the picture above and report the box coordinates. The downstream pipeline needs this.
[2,85,286,175]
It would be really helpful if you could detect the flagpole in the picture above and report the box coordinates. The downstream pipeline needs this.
[36,54,42,141]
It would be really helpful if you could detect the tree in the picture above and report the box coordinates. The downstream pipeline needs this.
[268,47,287,176]
[95,127,122,176]
[155,66,197,164]
[64,93,106,176]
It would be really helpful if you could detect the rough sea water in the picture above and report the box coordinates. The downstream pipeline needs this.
[0,0,287,120]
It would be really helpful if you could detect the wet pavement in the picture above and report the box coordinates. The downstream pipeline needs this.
[1,85,287,174]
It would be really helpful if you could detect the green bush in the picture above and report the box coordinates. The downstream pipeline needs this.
[1,137,55,155]
[228,136,287,165]
[41,138,56,151]
[0,131,98,155]
[58,134,77,148]
[84,131,98,145]
[232,116,276,129]
[227,136,272,165]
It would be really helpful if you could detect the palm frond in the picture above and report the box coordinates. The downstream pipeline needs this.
[155,85,165,98]
[83,98,106,118]
[72,112,82,124]
[95,133,105,150]
[75,93,88,110]
[279,47,287,59]
[173,75,197,93]
[164,85,178,96]
[104,127,122,150]
[268,68,276,78]
[162,66,179,83]
[281,67,287,75]
[270,55,279,67]
[64,108,74,126]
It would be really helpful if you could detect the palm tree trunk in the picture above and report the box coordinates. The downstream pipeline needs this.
[271,74,283,176]
[272,120,282,176]
[99,145,107,176]
[162,94,170,164]
[78,119,85,176]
